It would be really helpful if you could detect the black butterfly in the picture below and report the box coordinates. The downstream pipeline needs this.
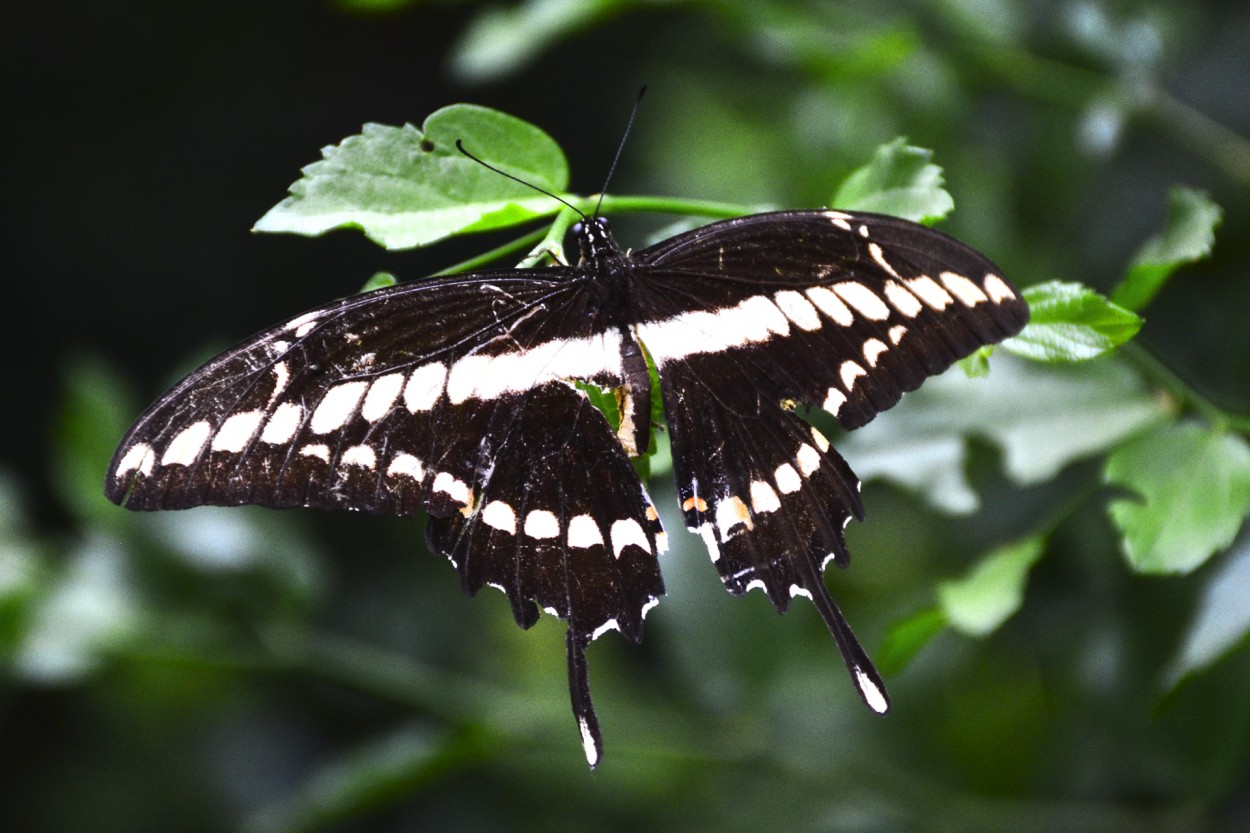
[107,205,1027,767]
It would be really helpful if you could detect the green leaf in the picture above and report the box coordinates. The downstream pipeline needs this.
[938,537,1046,637]
[575,359,665,481]
[838,355,1165,513]
[51,357,137,530]
[1105,421,1250,574]
[449,0,621,84]
[1165,536,1250,689]
[1112,187,1222,311]
[255,104,570,250]
[957,346,992,377]
[575,381,621,433]
[877,606,947,675]
[247,724,454,833]
[15,537,141,684]
[0,473,46,658]
[1002,280,1142,362]
[831,137,954,223]
[360,271,397,292]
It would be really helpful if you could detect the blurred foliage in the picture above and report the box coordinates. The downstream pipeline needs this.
[7,0,1250,831]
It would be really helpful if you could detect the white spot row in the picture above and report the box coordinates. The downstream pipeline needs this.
[705,433,829,540]
[114,443,156,480]
[983,273,1017,304]
[300,330,629,435]
[940,271,989,307]
[445,330,624,405]
[638,280,921,366]
[118,400,313,481]
[280,267,1013,442]
[480,500,656,559]
[637,294,791,364]
[285,311,320,339]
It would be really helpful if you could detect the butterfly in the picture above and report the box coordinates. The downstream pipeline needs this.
[107,199,1028,767]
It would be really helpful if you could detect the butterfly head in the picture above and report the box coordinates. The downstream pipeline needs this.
[572,216,623,269]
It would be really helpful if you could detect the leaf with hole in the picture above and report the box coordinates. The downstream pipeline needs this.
[255,104,569,250]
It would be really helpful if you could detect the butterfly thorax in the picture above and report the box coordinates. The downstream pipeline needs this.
[573,216,623,270]
[570,217,652,457]
[572,217,641,321]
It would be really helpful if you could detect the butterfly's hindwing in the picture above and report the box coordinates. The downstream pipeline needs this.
[424,381,665,640]
[421,380,666,769]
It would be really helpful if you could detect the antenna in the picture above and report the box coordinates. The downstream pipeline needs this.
[455,140,585,220]
[594,85,646,217]
[456,86,646,222]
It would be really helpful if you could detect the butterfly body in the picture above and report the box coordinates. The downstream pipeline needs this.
[107,208,1027,767]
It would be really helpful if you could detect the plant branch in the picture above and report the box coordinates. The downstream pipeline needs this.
[1144,88,1250,185]
[965,42,1250,184]
[432,226,549,276]
[1121,341,1250,434]
[432,196,758,274]
[596,194,759,218]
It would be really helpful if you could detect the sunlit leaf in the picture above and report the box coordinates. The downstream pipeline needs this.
[832,137,954,224]
[360,271,397,292]
[1165,535,1250,689]
[1002,281,1142,362]
[14,537,140,684]
[938,537,1046,637]
[255,105,569,249]
[247,724,453,833]
[1105,421,1250,574]
[877,606,947,675]
[957,346,992,377]
[449,0,622,84]
[1112,187,1222,311]
[838,356,1165,513]
[51,357,136,530]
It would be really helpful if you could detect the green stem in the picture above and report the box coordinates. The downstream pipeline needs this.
[1121,341,1250,434]
[432,196,759,274]
[432,226,549,276]
[518,204,582,267]
[596,194,759,219]
[964,41,1250,184]
[259,623,502,722]
[963,41,1106,108]
[1145,88,1250,185]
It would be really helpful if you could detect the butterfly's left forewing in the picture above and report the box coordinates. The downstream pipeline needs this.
[108,271,603,511]
[106,270,667,767]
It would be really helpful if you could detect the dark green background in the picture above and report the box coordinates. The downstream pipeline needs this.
[4,1,1249,831]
